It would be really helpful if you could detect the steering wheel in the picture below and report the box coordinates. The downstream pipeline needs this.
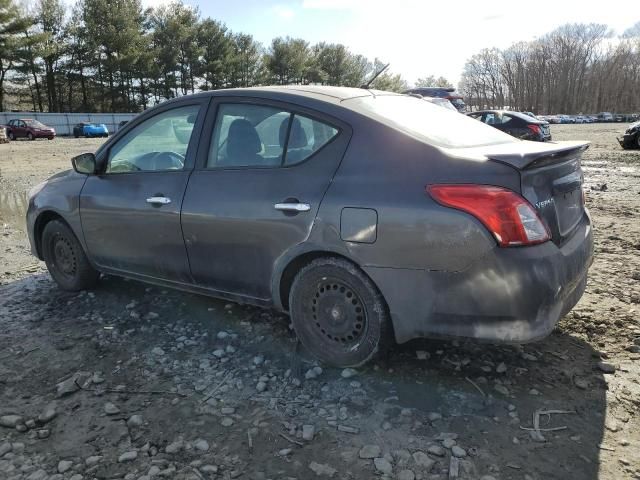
[135,151,185,170]
[155,151,185,169]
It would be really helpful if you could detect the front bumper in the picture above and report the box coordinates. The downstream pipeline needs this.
[86,129,108,136]
[35,130,55,138]
[617,133,637,148]
[365,212,594,344]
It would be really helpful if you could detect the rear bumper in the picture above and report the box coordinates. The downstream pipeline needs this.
[365,212,594,344]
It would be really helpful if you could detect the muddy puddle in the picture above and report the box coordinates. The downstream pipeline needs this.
[0,191,28,231]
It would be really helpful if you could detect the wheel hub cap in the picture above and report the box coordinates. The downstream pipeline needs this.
[311,281,366,346]
[53,236,76,275]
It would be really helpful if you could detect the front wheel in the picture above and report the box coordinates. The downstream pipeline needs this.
[42,220,100,291]
[289,257,392,367]
[636,134,640,149]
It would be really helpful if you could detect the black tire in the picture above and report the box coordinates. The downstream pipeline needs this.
[42,220,99,291]
[27,132,34,141]
[636,134,640,149]
[289,257,392,367]
[8,131,14,140]
[74,132,79,138]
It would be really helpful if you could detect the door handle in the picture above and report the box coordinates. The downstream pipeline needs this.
[274,202,311,212]
[146,196,171,205]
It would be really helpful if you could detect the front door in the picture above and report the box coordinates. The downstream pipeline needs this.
[80,101,206,282]
[181,99,351,301]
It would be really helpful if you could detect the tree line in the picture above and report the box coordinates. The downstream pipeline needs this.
[459,23,640,114]
[0,0,414,113]
[3,0,638,116]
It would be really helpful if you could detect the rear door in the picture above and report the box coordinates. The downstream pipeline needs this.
[181,98,351,301]
[80,100,207,281]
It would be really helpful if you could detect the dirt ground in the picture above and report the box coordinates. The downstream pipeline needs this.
[0,124,639,480]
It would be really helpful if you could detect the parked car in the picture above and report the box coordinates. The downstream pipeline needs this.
[26,86,593,366]
[547,115,561,124]
[4,118,55,140]
[617,120,640,149]
[73,122,109,138]
[403,87,466,112]
[521,111,536,118]
[575,115,586,124]
[467,110,551,141]
[559,115,575,124]
[614,114,624,122]
[422,96,458,112]
[598,112,613,122]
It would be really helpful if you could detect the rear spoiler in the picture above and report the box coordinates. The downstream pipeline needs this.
[441,141,590,170]
[488,141,590,170]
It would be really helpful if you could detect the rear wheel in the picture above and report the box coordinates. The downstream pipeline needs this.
[8,131,14,140]
[289,257,391,367]
[42,220,99,291]
[27,132,34,141]
[636,133,640,149]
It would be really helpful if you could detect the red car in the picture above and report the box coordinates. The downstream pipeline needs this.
[5,118,56,140]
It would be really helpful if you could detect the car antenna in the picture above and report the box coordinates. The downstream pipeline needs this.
[360,63,390,89]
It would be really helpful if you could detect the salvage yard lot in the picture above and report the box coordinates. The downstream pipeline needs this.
[0,123,639,480]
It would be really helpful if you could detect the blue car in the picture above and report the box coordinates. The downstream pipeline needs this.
[73,122,109,138]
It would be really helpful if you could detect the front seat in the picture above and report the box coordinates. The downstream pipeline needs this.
[279,117,310,164]
[222,119,262,166]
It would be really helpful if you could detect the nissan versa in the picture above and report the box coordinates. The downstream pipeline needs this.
[26,86,594,367]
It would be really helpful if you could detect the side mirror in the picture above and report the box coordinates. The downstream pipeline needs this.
[72,152,97,174]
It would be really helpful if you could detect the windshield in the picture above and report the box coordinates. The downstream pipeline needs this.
[26,120,46,128]
[350,95,516,148]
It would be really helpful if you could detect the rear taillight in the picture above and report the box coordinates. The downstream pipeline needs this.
[528,124,542,136]
[427,184,550,247]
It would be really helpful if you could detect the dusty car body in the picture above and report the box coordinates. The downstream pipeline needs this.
[618,121,640,149]
[26,86,594,366]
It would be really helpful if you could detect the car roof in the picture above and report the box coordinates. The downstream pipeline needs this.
[155,86,410,122]
[188,85,397,104]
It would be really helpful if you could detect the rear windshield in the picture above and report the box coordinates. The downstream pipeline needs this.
[350,95,517,148]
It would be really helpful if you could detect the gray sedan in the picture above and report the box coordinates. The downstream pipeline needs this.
[26,86,594,366]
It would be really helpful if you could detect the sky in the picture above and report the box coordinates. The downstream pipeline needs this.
[144,0,638,86]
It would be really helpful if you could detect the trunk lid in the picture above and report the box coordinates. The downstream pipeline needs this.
[443,141,589,245]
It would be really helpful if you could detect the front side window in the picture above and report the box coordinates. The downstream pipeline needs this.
[208,104,339,168]
[106,105,199,173]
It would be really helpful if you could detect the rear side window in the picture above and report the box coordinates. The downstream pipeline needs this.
[208,104,338,168]
[283,115,338,166]
[350,96,516,148]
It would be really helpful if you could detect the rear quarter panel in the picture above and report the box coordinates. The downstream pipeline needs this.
[312,116,522,272]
